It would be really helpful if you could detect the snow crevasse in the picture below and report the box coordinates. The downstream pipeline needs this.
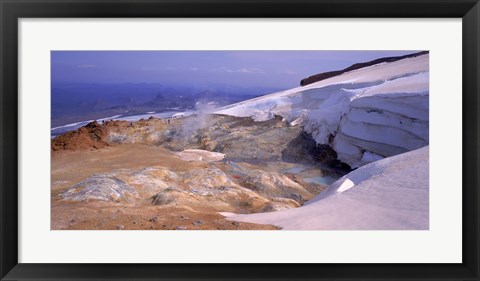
[216,54,429,168]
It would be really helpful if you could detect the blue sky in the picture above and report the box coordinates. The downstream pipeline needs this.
[51,51,418,89]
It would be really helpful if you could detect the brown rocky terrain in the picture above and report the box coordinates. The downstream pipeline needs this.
[51,115,346,230]
[51,121,110,151]
[52,114,344,166]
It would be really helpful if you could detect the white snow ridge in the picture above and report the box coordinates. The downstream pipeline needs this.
[222,146,429,230]
[218,53,429,230]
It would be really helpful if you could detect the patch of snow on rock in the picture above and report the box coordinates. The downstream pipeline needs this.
[176,149,226,162]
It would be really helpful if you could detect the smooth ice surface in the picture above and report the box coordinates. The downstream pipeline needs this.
[222,146,429,230]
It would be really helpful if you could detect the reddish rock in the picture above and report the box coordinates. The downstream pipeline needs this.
[51,121,109,151]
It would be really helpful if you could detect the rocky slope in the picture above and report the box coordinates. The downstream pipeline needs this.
[52,114,346,167]
[51,121,110,150]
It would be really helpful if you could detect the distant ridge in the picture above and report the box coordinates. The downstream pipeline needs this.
[300,51,429,86]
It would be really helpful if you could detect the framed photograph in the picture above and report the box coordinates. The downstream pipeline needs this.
[1,0,478,280]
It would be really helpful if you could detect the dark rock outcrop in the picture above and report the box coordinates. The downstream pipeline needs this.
[300,51,428,86]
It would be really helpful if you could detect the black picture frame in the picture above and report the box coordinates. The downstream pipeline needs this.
[1,0,479,280]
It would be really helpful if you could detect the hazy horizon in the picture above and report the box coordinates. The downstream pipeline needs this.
[52,50,418,89]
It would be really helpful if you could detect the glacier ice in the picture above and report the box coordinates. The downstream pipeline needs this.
[216,54,429,168]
